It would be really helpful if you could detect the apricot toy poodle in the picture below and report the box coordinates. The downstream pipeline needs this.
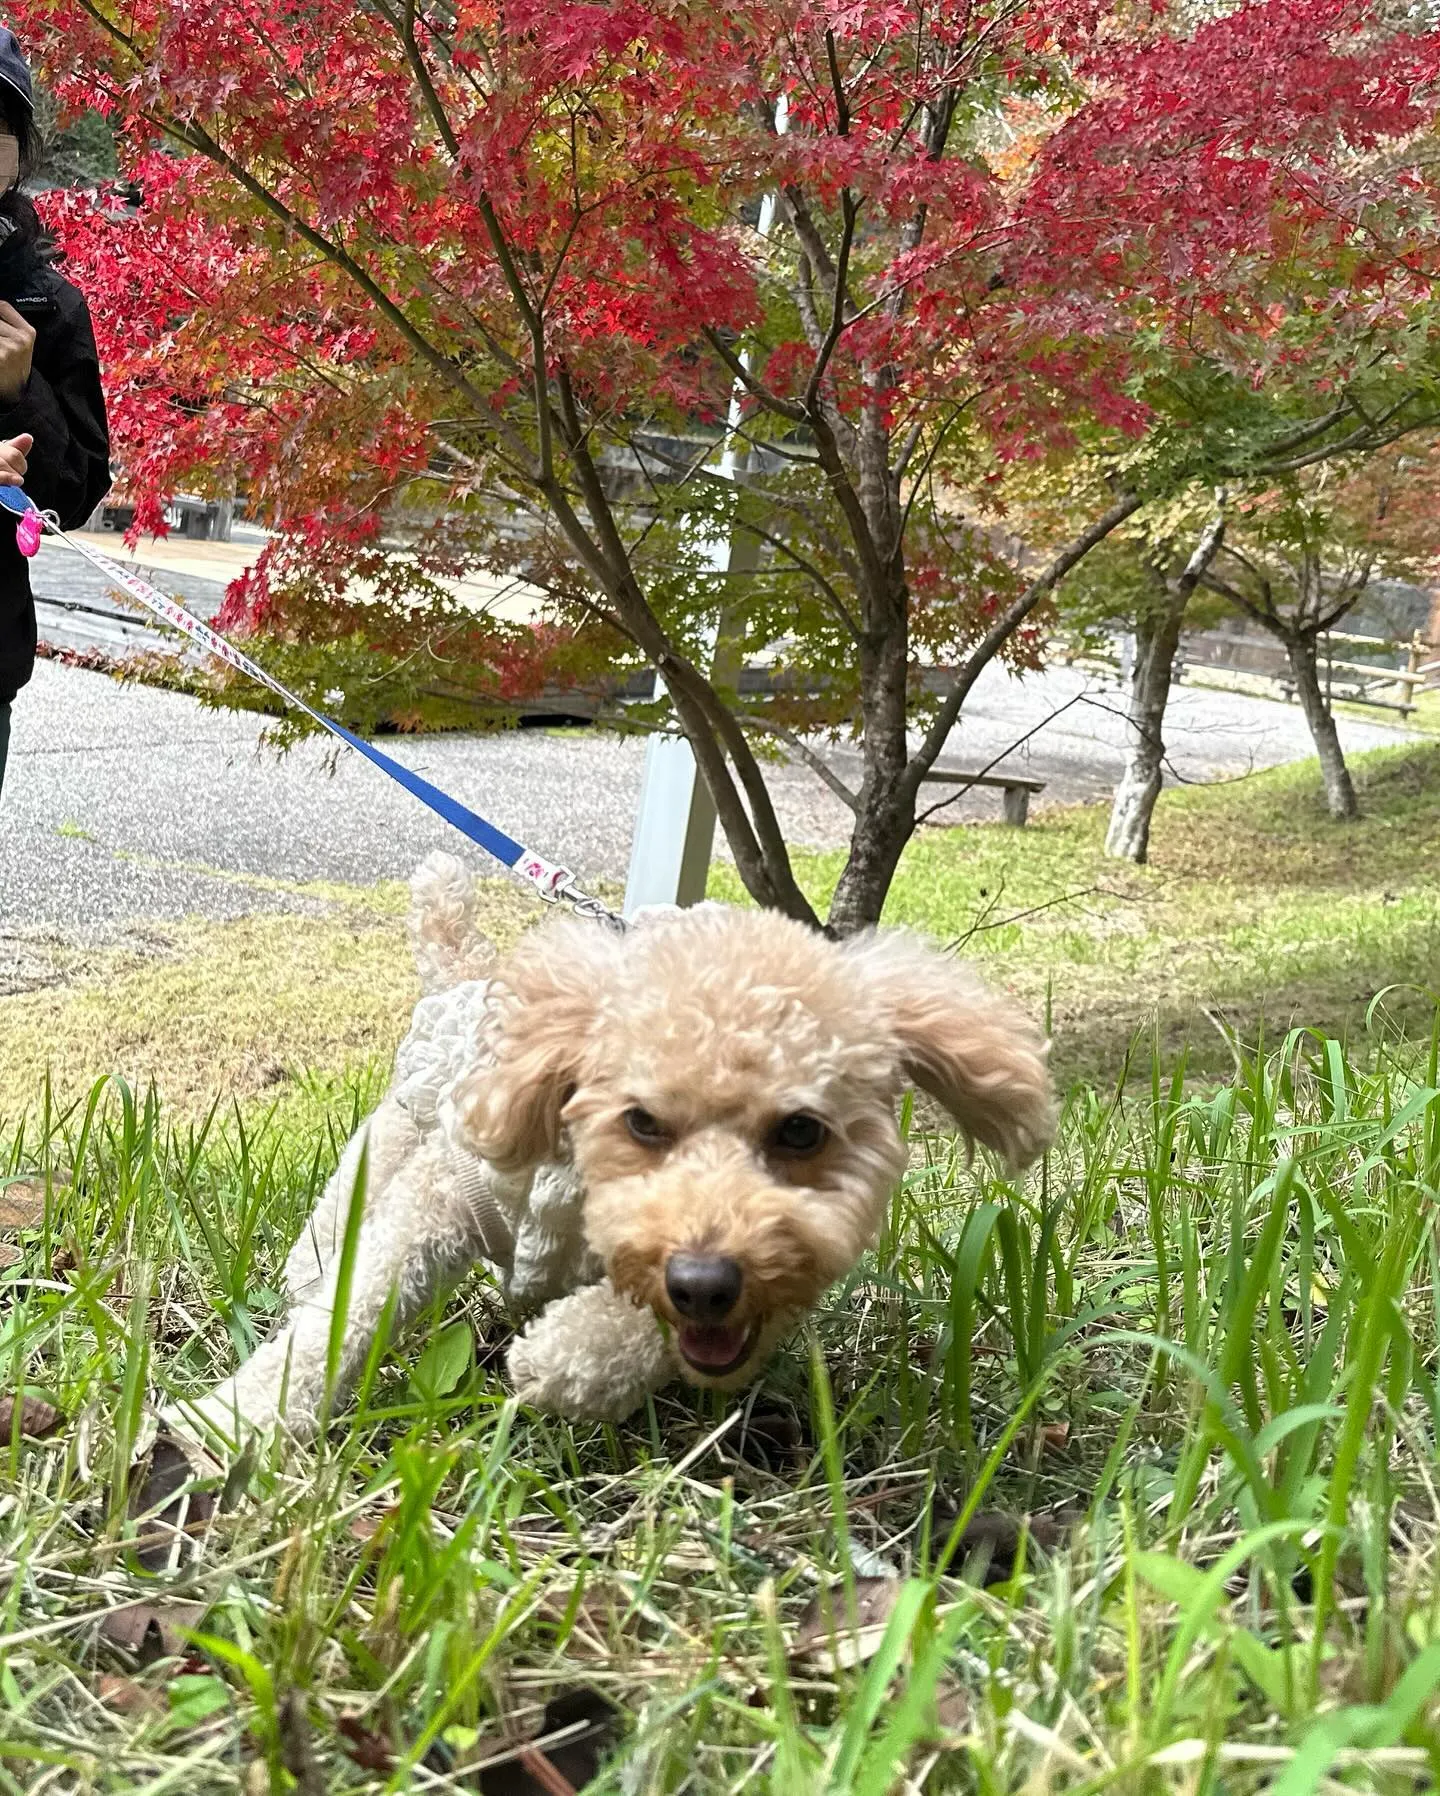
[168,852,1054,1445]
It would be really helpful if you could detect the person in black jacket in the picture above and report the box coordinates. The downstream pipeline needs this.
[0,28,110,798]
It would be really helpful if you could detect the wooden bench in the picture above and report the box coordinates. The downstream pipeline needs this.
[918,766,1046,826]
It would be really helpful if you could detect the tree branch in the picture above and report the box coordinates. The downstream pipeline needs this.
[914,694,1086,825]
[700,326,805,423]
[1197,568,1277,632]
[546,371,817,923]
[730,520,863,640]
[1248,405,1440,478]
[904,488,1146,791]
[825,31,851,136]
[778,187,840,292]
[805,191,859,410]
[738,715,860,811]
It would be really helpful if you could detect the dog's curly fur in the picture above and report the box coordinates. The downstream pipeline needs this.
[166,853,1054,1448]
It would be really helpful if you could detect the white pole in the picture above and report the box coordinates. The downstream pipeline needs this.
[621,729,721,913]
[621,419,749,914]
[622,119,786,917]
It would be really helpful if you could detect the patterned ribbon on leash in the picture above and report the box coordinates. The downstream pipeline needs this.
[0,485,624,929]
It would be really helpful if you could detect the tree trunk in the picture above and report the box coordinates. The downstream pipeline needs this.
[826,783,913,935]
[1285,631,1359,820]
[1104,593,1187,863]
[1105,515,1225,863]
[828,608,914,936]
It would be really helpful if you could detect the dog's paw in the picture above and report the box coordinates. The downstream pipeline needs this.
[507,1281,676,1421]
[157,1387,278,1463]
[157,1347,312,1461]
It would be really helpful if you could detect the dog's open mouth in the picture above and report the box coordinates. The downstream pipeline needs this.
[676,1320,759,1378]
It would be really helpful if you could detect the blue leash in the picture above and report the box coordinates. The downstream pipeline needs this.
[0,484,623,927]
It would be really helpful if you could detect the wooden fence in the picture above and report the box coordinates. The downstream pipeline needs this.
[1111,627,1440,719]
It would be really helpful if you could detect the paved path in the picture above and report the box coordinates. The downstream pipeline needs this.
[30,524,539,650]
[30,529,232,660]
[0,528,1414,957]
[1,640,1414,957]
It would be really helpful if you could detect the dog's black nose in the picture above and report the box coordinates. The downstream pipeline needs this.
[665,1253,743,1322]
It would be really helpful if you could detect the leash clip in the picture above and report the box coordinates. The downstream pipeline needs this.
[558,881,629,932]
[515,853,626,931]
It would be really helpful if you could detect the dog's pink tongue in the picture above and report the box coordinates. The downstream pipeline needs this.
[679,1323,747,1368]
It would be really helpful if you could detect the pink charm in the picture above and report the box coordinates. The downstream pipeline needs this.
[16,510,42,558]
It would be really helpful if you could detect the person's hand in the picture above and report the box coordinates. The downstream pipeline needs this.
[0,432,31,485]
[0,302,35,402]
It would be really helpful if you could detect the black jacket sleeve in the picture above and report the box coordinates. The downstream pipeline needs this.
[0,273,111,703]
[0,276,110,530]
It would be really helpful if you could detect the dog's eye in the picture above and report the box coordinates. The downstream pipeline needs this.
[624,1106,671,1145]
[770,1113,827,1157]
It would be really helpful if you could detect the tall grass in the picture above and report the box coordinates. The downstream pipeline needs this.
[0,1010,1438,1791]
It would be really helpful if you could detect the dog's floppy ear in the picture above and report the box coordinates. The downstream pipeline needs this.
[846,932,1055,1168]
[456,917,624,1172]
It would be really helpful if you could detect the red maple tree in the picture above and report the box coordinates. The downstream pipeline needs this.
[16,0,1440,926]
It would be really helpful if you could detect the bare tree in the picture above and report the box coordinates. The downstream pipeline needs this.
[1105,513,1226,862]
[1196,497,1395,821]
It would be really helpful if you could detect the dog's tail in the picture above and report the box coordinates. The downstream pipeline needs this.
[408,852,496,994]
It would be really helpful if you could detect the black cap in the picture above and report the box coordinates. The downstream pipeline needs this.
[0,30,32,119]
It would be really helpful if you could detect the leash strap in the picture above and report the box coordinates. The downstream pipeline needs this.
[1,487,624,929]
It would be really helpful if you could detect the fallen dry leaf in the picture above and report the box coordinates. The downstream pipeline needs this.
[335,1713,395,1774]
[791,1576,903,1673]
[128,1437,219,1572]
[930,1508,1081,1584]
[950,1512,1028,1577]
[535,1579,642,1661]
[1012,1421,1072,1460]
[478,1689,621,1796]
[0,1182,47,1228]
[97,1674,164,1718]
[934,1675,973,1738]
[349,1505,400,1545]
[0,1394,63,1439]
[98,1599,207,1664]
[732,1406,807,1474]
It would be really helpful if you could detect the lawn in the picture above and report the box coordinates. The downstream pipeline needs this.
[0,742,1438,1791]
[729,738,1440,1086]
